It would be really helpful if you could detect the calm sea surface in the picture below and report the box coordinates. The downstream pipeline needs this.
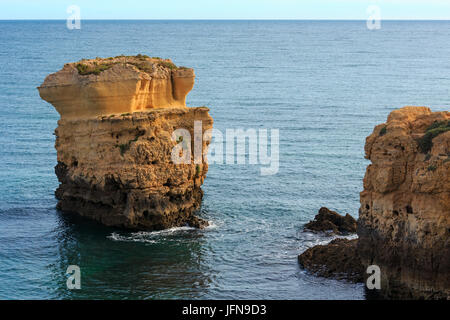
[0,20,449,299]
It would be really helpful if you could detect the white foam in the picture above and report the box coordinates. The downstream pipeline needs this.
[204,220,219,230]
[107,232,158,243]
[107,220,217,243]
[301,232,359,251]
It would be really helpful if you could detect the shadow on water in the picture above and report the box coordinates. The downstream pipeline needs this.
[48,210,213,299]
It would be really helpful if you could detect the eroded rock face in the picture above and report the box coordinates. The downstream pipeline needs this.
[304,207,357,234]
[359,106,450,299]
[38,55,195,120]
[298,107,449,299]
[40,56,213,230]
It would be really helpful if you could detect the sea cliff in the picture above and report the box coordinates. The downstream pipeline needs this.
[299,106,450,299]
[359,106,449,299]
[38,55,213,230]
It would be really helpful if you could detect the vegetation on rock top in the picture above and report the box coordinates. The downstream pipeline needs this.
[75,54,186,76]
[76,62,114,75]
[418,120,450,153]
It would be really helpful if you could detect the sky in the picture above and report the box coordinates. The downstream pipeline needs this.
[0,0,449,20]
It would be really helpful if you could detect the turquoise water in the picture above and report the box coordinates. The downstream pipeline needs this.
[0,20,449,299]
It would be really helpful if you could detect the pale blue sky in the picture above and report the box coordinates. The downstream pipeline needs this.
[1,0,449,20]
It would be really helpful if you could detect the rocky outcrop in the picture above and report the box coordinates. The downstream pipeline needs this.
[304,207,357,234]
[359,106,449,299]
[39,55,213,230]
[298,238,363,282]
[38,55,195,120]
[298,106,449,299]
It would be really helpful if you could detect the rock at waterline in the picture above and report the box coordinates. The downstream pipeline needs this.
[304,207,357,234]
[298,238,363,283]
[38,55,213,230]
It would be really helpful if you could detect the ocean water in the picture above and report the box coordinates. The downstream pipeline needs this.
[0,20,449,300]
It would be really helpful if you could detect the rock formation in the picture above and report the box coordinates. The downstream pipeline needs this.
[38,55,213,230]
[39,55,195,120]
[298,238,363,282]
[359,106,449,299]
[299,106,449,299]
[304,207,357,234]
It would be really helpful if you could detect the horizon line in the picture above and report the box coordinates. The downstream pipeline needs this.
[1,18,450,21]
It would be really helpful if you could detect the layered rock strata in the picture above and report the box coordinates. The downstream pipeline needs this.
[359,106,449,299]
[39,55,195,120]
[39,55,213,230]
[299,106,449,299]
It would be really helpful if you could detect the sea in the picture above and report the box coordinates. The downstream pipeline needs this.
[0,20,449,299]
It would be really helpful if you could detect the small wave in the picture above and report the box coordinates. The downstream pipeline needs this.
[107,220,217,243]
[108,232,158,243]
[300,231,358,250]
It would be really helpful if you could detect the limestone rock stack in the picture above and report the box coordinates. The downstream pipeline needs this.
[38,55,213,230]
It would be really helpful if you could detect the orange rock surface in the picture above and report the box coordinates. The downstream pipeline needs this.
[359,106,450,299]
[39,56,213,229]
[38,55,195,120]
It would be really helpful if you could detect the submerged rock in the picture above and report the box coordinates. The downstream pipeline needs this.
[298,238,363,282]
[304,207,357,234]
[38,55,213,230]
